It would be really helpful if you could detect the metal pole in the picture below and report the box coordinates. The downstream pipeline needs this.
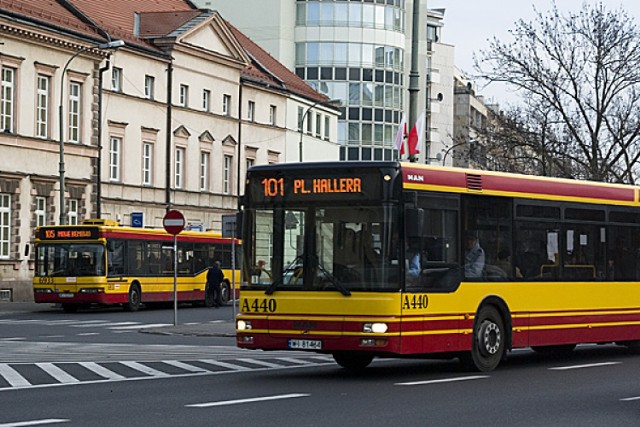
[408,0,422,163]
[165,60,173,208]
[231,232,236,320]
[96,57,110,218]
[173,234,178,326]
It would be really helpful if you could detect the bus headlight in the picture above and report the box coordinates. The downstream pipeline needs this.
[363,322,388,333]
[237,320,252,331]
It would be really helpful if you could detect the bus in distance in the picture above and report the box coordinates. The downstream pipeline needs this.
[34,219,240,312]
[236,161,640,371]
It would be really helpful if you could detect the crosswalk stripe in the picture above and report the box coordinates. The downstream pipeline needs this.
[0,363,31,387]
[276,357,314,365]
[120,361,170,377]
[236,358,283,368]
[79,362,125,380]
[198,359,252,371]
[109,324,171,330]
[71,322,139,328]
[162,360,209,373]
[35,363,79,384]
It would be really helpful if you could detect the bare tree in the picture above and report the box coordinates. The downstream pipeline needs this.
[474,2,640,183]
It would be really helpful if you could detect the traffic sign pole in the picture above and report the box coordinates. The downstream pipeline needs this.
[163,210,185,326]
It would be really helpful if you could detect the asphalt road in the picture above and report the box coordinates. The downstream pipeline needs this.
[1,303,640,426]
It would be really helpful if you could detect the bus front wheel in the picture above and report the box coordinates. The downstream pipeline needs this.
[220,281,230,305]
[461,305,505,372]
[332,352,374,370]
[124,283,141,312]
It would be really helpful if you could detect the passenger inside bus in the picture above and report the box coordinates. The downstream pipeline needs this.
[464,232,485,278]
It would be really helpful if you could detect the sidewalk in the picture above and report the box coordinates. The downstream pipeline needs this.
[0,302,236,337]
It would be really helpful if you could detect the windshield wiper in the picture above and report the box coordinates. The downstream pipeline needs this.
[265,254,303,295]
[312,255,351,297]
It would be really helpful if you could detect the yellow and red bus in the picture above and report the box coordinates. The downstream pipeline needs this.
[34,219,240,312]
[236,161,640,371]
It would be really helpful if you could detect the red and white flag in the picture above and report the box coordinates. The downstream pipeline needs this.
[394,113,407,154]
[407,111,425,155]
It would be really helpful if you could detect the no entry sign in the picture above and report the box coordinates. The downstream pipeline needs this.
[163,209,185,235]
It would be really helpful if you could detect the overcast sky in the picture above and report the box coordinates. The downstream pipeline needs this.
[433,1,640,105]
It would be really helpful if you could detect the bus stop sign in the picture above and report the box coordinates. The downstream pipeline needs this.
[163,210,185,235]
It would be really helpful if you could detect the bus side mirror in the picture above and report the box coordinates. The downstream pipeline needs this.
[405,208,424,238]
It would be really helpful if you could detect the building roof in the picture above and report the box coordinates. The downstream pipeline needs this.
[227,21,329,104]
[1,0,329,104]
[0,0,102,39]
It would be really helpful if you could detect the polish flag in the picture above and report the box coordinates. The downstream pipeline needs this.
[407,111,425,155]
[394,113,407,154]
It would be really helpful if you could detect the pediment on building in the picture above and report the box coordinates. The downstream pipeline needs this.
[173,125,191,138]
[222,134,237,146]
[199,130,215,144]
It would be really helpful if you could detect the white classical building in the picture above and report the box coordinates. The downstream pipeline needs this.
[0,0,338,301]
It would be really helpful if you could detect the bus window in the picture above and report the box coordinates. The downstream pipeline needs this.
[107,239,125,277]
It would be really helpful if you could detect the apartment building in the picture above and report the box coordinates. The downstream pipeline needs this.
[0,0,337,301]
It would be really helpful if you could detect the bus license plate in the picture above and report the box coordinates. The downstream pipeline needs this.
[288,339,322,350]
[58,293,74,298]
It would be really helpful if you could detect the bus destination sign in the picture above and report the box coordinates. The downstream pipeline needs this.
[261,177,362,197]
[38,226,100,241]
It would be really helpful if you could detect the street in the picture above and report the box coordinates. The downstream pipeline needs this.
[1,304,640,426]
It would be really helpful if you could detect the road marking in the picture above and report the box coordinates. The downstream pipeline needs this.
[162,360,209,373]
[79,362,125,380]
[120,361,170,377]
[395,375,489,386]
[620,396,640,401]
[198,359,252,371]
[549,362,621,371]
[236,358,283,368]
[276,357,314,365]
[71,322,138,328]
[1,338,26,341]
[0,364,31,387]
[186,393,310,408]
[76,333,100,336]
[108,323,171,330]
[35,363,79,384]
[0,419,70,426]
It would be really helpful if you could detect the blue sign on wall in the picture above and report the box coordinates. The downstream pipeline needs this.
[131,212,143,228]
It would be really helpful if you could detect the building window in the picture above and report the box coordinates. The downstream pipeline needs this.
[68,82,81,143]
[142,143,153,186]
[307,111,313,134]
[175,147,185,189]
[223,94,231,116]
[316,113,322,137]
[144,75,155,100]
[109,136,121,181]
[200,151,209,191]
[36,75,50,138]
[297,106,304,131]
[35,196,47,227]
[67,199,78,226]
[247,100,255,121]
[0,194,9,258]
[179,84,189,107]
[246,158,254,177]
[111,67,122,92]
[269,105,277,126]
[202,89,210,112]
[1,67,15,133]
[223,155,232,194]
[324,115,330,140]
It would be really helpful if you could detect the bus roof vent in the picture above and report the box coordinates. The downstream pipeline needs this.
[466,173,483,191]
[82,218,119,226]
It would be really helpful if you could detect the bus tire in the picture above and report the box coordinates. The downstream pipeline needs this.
[124,283,141,312]
[332,352,374,371]
[220,281,230,305]
[461,305,505,372]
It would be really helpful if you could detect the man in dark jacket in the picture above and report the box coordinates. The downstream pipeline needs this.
[206,260,225,307]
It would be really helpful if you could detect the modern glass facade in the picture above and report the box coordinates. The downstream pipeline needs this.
[295,0,406,161]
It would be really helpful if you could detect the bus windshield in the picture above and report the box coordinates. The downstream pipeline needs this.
[36,243,105,277]
[247,205,401,293]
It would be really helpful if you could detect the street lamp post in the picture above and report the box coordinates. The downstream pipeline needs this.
[441,141,468,166]
[58,40,124,225]
[298,98,341,162]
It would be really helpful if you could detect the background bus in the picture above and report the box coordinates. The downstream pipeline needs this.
[34,219,241,312]
[236,161,640,371]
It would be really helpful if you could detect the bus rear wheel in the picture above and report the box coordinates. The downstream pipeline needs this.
[124,283,141,312]
[461,305,505,372]
[332,352,374,371]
